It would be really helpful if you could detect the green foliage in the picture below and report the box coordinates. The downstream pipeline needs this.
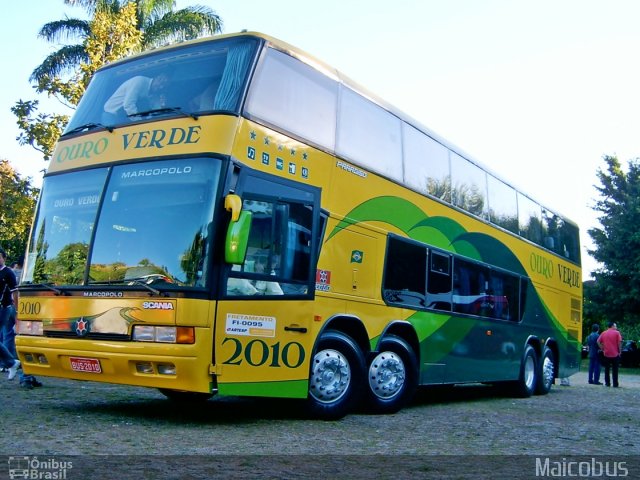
[585,155,640,334]
[0,159,40,261]
[10,100,69,161]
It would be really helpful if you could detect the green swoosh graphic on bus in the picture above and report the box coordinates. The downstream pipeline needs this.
[326,196,574,347]
[326,196,427,241]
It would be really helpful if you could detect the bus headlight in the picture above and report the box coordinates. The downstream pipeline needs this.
[132,326,194,344]
[16,320,44,336]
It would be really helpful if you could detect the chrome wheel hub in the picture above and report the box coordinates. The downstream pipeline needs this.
[541,355,554,389]
[368,351,405,400]
[309,349,351,403]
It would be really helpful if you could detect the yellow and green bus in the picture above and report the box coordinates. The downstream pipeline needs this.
[16,32,581,419]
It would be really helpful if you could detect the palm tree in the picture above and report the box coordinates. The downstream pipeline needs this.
[31,0,223,84]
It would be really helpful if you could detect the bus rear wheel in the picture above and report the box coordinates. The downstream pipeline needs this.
[365,335,417,414]
[307,330,365,420]
[535,346,555,395]
[512,344,538,398]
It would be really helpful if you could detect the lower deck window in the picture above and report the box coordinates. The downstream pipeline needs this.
[383,235,525,321]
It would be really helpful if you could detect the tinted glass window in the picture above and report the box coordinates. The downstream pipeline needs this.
[245,48,338,150]
[426,250,452,311]
[542,209,581,262]
[453,258,522,321]
[337,86,403,182]
[89,158,220,288]
[66,38,258,132]
[382,237,426,309]
[487,174,518,233]
[225,176,319,297]
[403,124,451,202]
[24,169,108,285]
[450,153,487,217]
[518,193,543,244]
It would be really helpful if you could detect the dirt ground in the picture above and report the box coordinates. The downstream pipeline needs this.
[1,366,638,479]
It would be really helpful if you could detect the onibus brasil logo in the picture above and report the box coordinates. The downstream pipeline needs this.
[8,456,73,479]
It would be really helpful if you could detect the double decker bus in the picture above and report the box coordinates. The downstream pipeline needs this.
[16,32,582,419]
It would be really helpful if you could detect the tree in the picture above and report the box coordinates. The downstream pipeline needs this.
[0,159,40,261]
[586,155,640,331]
[12,0,222,161]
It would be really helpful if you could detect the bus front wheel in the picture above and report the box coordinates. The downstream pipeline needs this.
[365,335,418,414]
[307,330,365,420]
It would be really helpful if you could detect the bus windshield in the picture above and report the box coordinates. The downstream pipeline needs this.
[65,37,259,133]
[24,158,221,289]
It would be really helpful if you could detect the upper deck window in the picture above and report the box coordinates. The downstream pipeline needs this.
[65,37,259,133]
[245,48,338,150]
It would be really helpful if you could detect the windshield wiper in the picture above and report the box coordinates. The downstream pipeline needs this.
[88,278,168,297]
[63,122,114,136]
[128,279,167,297]
[129,107,199,120]
[21,283,67,296]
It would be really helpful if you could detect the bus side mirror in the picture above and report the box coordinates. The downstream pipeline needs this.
[224,194,252,264]
[224,193,242,222]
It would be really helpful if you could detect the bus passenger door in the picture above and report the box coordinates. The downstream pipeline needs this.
[214,172,322,399]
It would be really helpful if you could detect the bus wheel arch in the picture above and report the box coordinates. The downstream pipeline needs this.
[378,320,420,362]
[365,334,418,414]
[306,329,366,420]
[318,315,371,358]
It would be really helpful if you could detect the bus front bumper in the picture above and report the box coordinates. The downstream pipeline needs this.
[15,335,215,394]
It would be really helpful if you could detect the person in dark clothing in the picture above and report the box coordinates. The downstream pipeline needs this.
[586,324,602,385]
[0,248,21,379]
[2,256,42,388]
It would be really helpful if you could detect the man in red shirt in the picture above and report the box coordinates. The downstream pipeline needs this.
[597,321,623,388]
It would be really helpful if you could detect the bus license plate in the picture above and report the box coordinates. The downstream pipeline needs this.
[70,357,102,373]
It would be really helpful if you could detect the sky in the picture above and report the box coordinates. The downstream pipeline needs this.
[3,0,640,280]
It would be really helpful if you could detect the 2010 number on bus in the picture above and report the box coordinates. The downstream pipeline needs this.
[221,337,305,368]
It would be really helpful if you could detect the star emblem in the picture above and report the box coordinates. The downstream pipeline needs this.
[75,318,89,336]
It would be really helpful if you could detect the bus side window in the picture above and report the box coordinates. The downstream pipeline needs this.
[426,250,452,311]
[225,197,314,297]
[382,236,426,309]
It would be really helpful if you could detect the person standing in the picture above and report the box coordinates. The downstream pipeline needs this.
[597,321,623,388]
[6,258,42,388]
[0,248,21,379]
[586,324,602,385]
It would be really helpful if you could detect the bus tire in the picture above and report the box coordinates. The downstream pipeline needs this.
[365,335,418,414]
[158,389,213,403]
[307,330,365,420]
[513,344,538,398]
[535,346,555,395]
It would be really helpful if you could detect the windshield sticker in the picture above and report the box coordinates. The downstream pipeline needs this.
[225,313,276,337]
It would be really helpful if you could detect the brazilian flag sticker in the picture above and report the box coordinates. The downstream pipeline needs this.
[351,250,363,263]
